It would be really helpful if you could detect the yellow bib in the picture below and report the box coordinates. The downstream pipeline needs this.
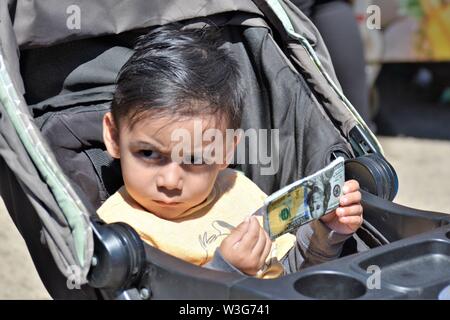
[97,169,295,277]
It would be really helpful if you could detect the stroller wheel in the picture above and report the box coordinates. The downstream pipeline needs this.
[345,153,398,201]
[88,222,146,294]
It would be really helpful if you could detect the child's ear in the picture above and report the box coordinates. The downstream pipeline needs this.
[218,130,242,170]
[103,112,120,159]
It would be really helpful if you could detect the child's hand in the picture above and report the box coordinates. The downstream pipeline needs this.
[220,216,272,276]
[320,180,363,235]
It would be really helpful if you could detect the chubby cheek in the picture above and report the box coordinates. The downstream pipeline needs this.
[121,155,155,198]
[183,169,218,201]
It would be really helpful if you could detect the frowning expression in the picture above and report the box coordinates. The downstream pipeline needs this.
[103,112,233,220]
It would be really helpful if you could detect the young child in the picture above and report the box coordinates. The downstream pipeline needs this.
[97,25,363,278]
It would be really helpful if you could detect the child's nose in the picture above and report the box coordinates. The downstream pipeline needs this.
[156,162,183,190]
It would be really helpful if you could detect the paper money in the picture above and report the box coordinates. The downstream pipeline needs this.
[261,157,345,240]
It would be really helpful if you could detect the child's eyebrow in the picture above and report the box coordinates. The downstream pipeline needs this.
[130,141,167,153]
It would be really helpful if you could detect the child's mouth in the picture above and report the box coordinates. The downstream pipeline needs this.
[153,200,181,206]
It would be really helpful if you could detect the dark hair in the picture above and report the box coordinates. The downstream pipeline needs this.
[111,24,244,129]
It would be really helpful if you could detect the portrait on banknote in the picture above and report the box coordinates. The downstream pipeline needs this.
[261,157,345,240]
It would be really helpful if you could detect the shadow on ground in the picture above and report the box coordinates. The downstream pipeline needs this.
[375,63,450,140]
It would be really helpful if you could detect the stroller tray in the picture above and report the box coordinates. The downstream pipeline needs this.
[293,272,367,300]
[358,240,450,288]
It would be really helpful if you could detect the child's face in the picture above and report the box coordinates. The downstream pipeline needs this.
[103,112,234,220]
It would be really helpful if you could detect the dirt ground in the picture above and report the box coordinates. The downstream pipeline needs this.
[0,199,52,299]
[1,136,450,299]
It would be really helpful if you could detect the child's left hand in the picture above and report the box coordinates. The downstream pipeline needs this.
[320,180,363,235]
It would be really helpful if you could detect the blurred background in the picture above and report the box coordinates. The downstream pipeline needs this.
[1,0,449,299]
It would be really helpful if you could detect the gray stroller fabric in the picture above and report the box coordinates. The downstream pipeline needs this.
[33,47,130,208]
[12,0,262,48]
[13,0,358,137]
[1,2,95,286]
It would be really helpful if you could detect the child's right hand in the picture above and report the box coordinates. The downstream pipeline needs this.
[220,216,272,276]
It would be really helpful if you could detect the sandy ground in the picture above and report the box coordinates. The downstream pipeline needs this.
[0,199,51,299]
[1,136,450,299]
[380,137,450,212]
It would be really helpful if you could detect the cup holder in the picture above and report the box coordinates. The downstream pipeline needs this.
[294,272,367,300]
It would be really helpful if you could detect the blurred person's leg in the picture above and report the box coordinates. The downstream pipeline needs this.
[292,0,374,129]
[311,0,373,128]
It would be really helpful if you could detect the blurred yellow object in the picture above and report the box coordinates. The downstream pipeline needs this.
[421,0,450,60]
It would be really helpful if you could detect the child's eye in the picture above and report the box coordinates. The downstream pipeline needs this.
[138,150,161,160]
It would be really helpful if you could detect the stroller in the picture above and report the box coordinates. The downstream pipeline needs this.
[1,0,449,300]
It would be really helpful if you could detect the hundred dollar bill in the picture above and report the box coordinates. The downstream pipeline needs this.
[254,157,345,240]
